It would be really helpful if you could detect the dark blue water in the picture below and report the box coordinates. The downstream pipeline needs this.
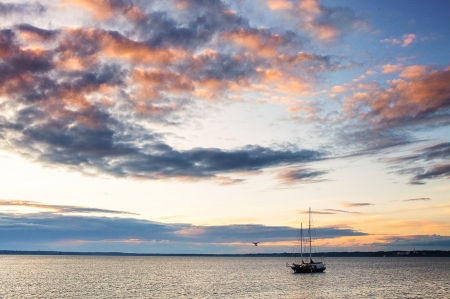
[0,256,448,298]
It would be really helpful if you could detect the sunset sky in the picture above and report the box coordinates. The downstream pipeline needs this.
[0,0,449,254]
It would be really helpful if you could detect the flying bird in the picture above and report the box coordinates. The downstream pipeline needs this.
[252,242,259,246]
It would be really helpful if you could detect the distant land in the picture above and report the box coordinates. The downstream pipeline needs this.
[1,250,449,257]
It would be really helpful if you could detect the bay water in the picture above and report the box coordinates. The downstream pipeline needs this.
[1,256,449,298]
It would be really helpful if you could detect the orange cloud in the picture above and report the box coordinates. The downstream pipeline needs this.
[343,66,450,127]
[63,28,188,65]
[101,34,187,65]
[64,0,145,21]
[267,0,293,10]
[18,31,53,44]
[193,78,232,101]
[402,33,416,47]
[55,55,93,71]
[382,63,403,74]
[64,0,116,20]
[299,0,321,14]
[275,52,321,65]
[223,29,284,57]
[132,69,194,94]
[258,69,284,83]
[399,65,427,80]
[332,86,345,93]
[311,24,340,41]
[277,77,313,95]
[176,0,189,10]
[257,69,312,95]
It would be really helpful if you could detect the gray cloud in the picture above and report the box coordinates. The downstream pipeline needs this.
[402,198,431,202]
[410,163,450,185]
[298,209,360,215]
[384,143,450,184]
[0,2,46,16]
[135,5,249,49]
[374,235,450,248]
[0,211,367,249]
[323,209,360,214]
[340,202,373,207]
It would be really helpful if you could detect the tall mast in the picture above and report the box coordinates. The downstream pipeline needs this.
[309,207,312,262]
[300,223,303,261]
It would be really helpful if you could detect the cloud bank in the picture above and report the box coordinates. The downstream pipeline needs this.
[0,201,367,252]
[0,0,355,183]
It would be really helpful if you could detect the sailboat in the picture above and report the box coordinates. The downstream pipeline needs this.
[287,208,326,273]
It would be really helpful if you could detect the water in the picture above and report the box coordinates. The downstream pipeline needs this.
[0,256,449,298]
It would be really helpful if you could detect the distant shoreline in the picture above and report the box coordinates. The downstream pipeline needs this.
[1,250,449,257]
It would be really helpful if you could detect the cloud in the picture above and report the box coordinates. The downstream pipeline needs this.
[0,2,46,16]
[299,209,360,214]
[403,198,431,202]
[399,65,427,80]
[0,200,138,215]
[323,209,360,214]
[410,163,450,185]
[223,28,287,58]
[267,0,293,10]
[381,63,403,74]
[381,37,401,45]
[0,210,368,251]
[381,33,416,47]
[384,142,450,184]
[340,202,373,207]
[337,65,450,156]
[276,168,328,184]
[297,0,364,42]
[401,33,416,47]
[331,85,345,93]
[15,24,59,42]
[2,1,341,183]
[390,142,450,164]
[375,235,450,248]
[64,0,146,21]
[298,210,335,214]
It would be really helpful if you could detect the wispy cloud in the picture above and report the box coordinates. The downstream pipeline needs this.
[275,168,328,184]
[340,202,373,207]
[381,33,416,47]
[0,200,138,215]
[403,198,431,202]
[383,142,450,184]
[410,163,450,185]
[298,210,335,214]
[323,209,360,214]
[297,209,359,214]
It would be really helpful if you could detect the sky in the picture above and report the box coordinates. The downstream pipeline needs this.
[0,0,449,254]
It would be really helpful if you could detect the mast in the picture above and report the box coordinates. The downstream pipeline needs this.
[300,223,303,261]
[309,207,312,262]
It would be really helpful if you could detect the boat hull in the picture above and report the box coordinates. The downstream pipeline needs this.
[290,263,326,273]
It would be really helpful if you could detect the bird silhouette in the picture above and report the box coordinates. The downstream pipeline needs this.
[252,242,259,246]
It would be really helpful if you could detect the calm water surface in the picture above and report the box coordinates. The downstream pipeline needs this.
[0,256,449,298]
